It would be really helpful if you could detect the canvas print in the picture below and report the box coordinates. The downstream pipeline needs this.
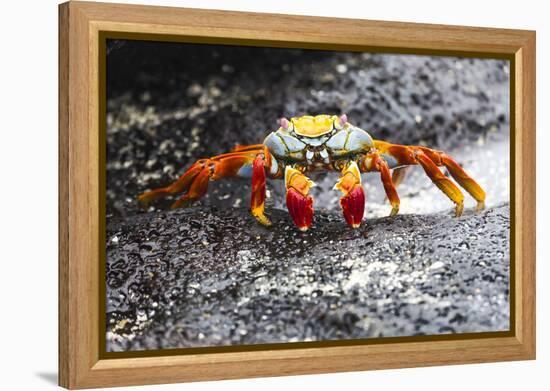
[105,39,510,352]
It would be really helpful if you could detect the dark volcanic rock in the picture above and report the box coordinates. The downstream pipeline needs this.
[106,204,509,352]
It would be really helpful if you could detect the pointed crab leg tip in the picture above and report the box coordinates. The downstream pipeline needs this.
[351,223,361,229]
[298,226,310,232]
[454,202,464,217]
[252,211,273,227]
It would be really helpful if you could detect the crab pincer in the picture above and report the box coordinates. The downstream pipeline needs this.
[334,162,365,228]
[285,167,315,231]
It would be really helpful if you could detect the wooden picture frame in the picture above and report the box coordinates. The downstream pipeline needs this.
[58,1,536,389]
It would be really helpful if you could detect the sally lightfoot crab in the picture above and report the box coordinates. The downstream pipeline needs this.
[138,114,486,231]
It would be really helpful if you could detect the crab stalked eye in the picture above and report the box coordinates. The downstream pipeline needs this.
[334,113,348,130]
[278,117,290,130]
[339,114,348,124]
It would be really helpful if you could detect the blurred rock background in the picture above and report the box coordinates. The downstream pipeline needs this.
[106,40,510,352]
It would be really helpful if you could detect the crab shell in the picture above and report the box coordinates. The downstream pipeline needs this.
[263,114,374,174]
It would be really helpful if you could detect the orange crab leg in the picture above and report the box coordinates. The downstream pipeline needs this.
[334,161,365,228]
[415,151,465,216]
[170,165,212,209]
[371,140,485,216]
[136,161,204,206]
[285,167,314,231]
[410,146,485,210]
[169,154,255,209]
[138,154,252,208]
[362,153,400,216]
[251,153,271,226]
[439,153,486,211]
[137,147,272,214]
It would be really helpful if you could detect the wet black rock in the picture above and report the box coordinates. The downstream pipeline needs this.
[106,204,509,352]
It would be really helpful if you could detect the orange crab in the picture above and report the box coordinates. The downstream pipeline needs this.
[138,114,486,231]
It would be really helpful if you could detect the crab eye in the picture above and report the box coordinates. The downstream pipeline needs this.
[339,114,348,125]
[278,117,290,130]
[335,114,348,129]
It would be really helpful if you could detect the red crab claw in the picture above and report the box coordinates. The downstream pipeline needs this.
[334,162,365,228]
[340,185,365,228]
[285,167,315,231]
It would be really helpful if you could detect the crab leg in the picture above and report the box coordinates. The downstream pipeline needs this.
[285,166,315,231]
[136,159,206,207]
[410,146,486,210]
[361,153,400,216]
[372,141,486,216]
[334,161,365,228]
[170,153,258,209]
[438,153,486,211]
[251,153,272,226]
[137,146,268,211]
[415,151,465,216]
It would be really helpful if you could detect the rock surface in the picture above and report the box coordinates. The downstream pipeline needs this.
[105,41,511,351]
[106,204,509,351]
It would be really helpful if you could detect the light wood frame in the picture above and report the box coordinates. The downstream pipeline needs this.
[59,1,536,389]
